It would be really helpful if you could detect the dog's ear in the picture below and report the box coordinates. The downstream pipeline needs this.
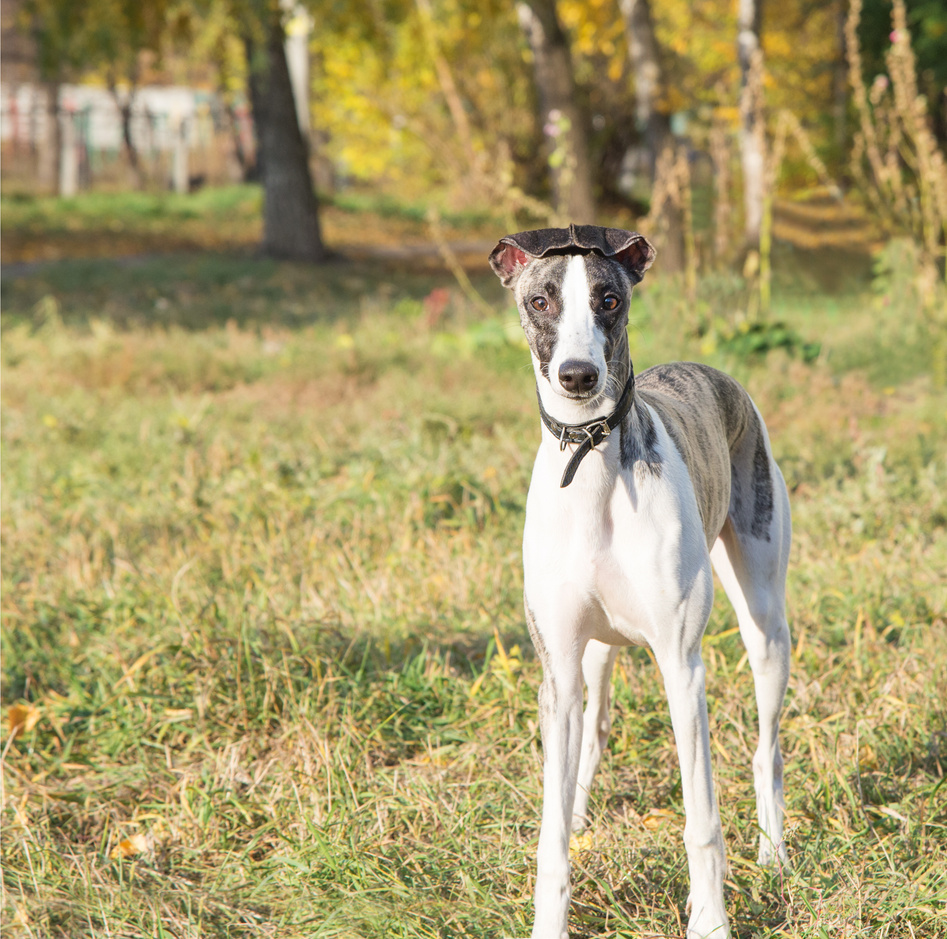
[489,238,531,288]
[490,226,656,287]
[489,229,575,286]
[607,231,656,284]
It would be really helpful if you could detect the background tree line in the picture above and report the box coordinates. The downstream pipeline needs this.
[18,0,947,266]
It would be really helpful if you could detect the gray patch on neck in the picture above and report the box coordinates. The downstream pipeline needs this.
[620,399,662,478]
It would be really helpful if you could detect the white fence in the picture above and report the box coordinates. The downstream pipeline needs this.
[1,83,255,194]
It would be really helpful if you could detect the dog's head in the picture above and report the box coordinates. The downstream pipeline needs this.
[489,225,655,409]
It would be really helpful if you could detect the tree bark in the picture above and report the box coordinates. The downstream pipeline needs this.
[253,15,326,261]
[738,0,765,249]
[618,0,669,182]
[109,85,145,190]
[38,82,62,195]
[517,0,596,223]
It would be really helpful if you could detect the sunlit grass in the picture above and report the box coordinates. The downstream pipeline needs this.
[2,250,946,938]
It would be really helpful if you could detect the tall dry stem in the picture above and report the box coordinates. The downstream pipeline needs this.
[710,109,734,268]
[643,143,698,303]
[846,0,947,295]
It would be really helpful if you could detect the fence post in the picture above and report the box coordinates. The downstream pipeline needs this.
[172,114,189,194]
[59,106,78,196]
[38,85,60,193]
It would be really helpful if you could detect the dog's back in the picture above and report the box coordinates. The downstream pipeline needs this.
[636,361,776,547]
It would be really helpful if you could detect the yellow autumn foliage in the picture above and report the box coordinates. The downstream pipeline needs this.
[308,0,842,197]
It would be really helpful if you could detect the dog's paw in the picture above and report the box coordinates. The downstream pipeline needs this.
[686,914,730,939]
[685,896,730,939]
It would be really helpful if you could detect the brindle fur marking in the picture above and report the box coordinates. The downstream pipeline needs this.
[514,256,571,378]
[634,362,776,546]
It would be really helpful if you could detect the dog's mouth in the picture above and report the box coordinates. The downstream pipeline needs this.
[555,386,602,401]
[551,377,609,406]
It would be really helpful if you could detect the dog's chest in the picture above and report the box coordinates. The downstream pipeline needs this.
[524,461,693,646]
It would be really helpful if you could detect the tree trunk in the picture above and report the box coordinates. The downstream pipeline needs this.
[38,82,61,195]
[516,0,596,223]
[224,98,252,180]
[254,16,326,261]
[415,0,485,190]
[618,0,669,182]
[109,73,144,190]
[738,0,765,249]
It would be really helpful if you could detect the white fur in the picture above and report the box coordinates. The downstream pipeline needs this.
[547,255,609,401]
[521,257,791,939]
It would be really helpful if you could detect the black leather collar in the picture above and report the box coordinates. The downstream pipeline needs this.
[537,373,635,487]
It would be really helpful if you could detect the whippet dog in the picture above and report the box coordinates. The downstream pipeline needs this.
[489,225,792,939]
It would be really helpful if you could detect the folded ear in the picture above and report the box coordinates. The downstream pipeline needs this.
[490,226,656,287]
[609,232,656,284]
[489,239,532,288]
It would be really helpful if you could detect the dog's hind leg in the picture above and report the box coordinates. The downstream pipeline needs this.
[711,459,792,868]
[571,639,619,833]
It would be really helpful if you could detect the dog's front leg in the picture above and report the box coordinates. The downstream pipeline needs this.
[571,639,619,833]
[654,632,730,939]
[528,609,586,939]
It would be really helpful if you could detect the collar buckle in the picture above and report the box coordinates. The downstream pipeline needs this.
[586,420,610,446]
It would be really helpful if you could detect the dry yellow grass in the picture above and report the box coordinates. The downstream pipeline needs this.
[2,243,946,937]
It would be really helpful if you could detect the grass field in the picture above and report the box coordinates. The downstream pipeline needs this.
[0,187,501,266]
[2,203,946,938]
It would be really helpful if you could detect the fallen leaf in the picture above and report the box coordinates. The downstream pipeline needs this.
[162,708,193,721]
[7,704,41,740]
[569,830,594,856]
[111,832,150,859]
[642,808,678,831]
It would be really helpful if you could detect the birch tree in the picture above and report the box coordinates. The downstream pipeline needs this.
[738,0,765,249]
[617,0,669,182]
[517,0,596,222]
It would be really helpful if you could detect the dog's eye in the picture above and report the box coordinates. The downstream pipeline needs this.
[529,296,549,313]
[602,295,620,312]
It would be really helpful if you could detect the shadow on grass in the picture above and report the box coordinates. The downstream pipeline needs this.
[1,251,509,332]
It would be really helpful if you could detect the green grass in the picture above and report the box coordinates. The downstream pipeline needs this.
[0,186,505,266]
[2,239,946,938]
[0,186,265,262]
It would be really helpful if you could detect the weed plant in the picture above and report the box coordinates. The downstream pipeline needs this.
[2,254,946,938]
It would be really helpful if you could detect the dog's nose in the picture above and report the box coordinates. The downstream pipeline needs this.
[558,360,599,394]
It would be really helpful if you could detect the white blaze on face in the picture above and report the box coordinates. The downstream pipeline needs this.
[549,254,607,397]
